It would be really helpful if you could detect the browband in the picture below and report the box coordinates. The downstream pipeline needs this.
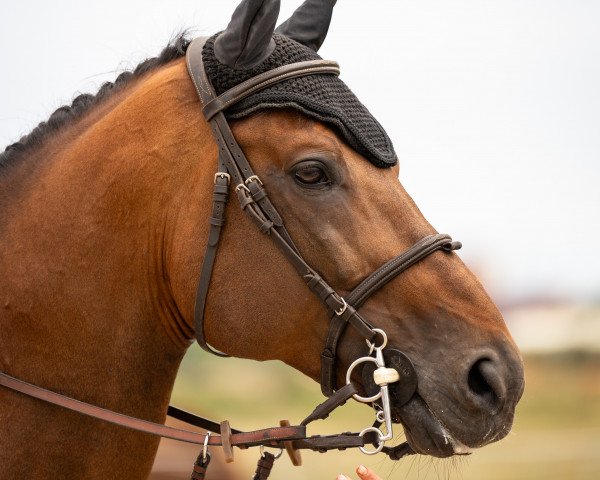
[202,59,340,121]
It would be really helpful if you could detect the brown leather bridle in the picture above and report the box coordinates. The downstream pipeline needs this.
[186,37,461,396]
[0,37,461,478]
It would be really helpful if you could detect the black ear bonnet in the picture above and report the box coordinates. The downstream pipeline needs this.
[202,1,397,168]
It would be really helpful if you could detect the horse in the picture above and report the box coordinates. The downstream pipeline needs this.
[0,1,524,478]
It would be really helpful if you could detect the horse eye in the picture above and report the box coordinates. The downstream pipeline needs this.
[294,165,330,186]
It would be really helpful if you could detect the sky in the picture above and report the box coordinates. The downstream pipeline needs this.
[1,0,599,303]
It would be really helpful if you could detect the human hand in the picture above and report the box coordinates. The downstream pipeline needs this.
[336,464,381,480]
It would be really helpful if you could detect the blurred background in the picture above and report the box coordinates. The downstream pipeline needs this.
[2,1,598,479]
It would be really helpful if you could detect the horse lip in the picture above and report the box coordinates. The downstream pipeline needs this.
[394,395,474,458]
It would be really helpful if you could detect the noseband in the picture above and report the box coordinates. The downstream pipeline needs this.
[0,37,462,478]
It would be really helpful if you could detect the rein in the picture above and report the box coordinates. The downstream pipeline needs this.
[0,36,461,479]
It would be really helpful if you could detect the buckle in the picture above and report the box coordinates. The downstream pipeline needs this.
[235,183,251,193]
[245,175,263,186]
[335,297,348,316]
[214,172,230,185]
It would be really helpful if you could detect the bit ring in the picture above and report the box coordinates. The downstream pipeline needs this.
[346,356,382,403]
[358,427,385,455]
[366,328,387,351]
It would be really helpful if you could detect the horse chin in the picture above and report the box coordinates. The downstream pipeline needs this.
[393,395,474,458]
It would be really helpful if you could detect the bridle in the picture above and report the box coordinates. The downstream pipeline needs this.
[186,36,461,393]
[186,34,460,467]
[0,37,461,479]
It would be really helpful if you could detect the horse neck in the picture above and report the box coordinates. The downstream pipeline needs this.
[0,58,210,420]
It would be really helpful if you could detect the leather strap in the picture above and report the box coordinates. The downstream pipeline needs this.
[301,383,357,426]
[319,233,461,396]
[347,234,461,309]
[194,166,230,357]
[252,451,275,480]
[167,404,241,435]
[202,60,340,121]
[0,372,304,447]
[193,167,230,356]
[291,431,378,451]
[190,450,211,480]
[383,442,415,461]
[0,370,411,458]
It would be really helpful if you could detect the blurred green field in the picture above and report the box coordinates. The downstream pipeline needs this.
[151,348,600,480]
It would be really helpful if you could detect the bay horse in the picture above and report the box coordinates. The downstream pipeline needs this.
[0,1,524,478]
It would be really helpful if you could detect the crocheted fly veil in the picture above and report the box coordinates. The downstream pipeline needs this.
[202,0,397,168]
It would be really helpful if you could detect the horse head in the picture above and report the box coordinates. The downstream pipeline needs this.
[174,0,525,458]
[0,0,525,475]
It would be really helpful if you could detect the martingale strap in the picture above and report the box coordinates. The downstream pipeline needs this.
[186,36,461,396]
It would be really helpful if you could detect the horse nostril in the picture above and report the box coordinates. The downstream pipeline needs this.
[467,359,506,410]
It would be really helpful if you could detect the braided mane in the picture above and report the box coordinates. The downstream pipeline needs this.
[0,35,191,170]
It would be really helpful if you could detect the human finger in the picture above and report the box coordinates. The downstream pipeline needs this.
[355,464,382,480]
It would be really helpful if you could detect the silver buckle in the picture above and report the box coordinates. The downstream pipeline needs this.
[235,183,251,193]
[245,175,263,186]
[335,298,348,316]
[214,172,230,184]
[259,445,283,460]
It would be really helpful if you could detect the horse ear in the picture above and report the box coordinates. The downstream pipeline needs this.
[275,0,337,51]
[214,0,281,69]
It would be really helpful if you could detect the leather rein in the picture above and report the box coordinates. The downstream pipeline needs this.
[0,37,461,476]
